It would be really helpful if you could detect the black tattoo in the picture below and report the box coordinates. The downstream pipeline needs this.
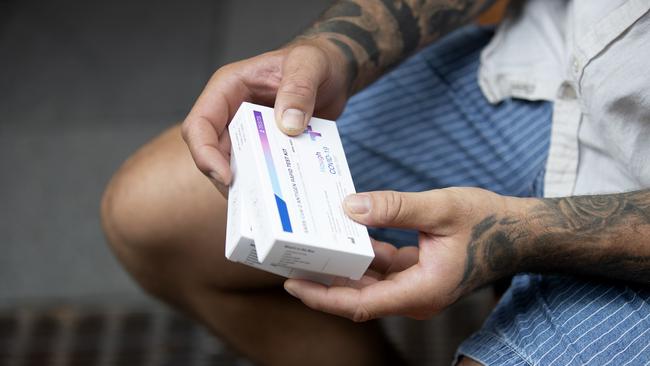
[301,0,496,91]
[328,38,359,92]
[322,0,363,18]
[455,189,650,296]
[457,214,524,295]
[484,231,517,273]
[458,215,496,289]
[538,195,637,232]
[471,215,497,240]
[425,0,496,35]
[309,20,381,65]
[379,0,420,56]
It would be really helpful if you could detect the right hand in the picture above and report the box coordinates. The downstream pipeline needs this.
[181,38,353,196]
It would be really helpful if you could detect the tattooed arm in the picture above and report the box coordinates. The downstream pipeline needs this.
[182,0,496,190]
[457,189,650,295]
[284,188,650,322]
[299,0,497,92]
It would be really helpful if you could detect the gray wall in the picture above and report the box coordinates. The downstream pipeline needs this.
[0,0,331,304]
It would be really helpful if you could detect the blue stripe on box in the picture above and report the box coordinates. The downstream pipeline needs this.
[274,195,293,232]
[254,110,293,233]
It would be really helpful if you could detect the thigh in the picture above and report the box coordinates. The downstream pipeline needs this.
[458,275,650,365]
[338,26,552,246]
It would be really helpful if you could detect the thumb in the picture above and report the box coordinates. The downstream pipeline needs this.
[274,44,329,136]
[343,190,457,232]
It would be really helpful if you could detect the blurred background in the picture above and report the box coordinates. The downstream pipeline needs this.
[1,0,494,364]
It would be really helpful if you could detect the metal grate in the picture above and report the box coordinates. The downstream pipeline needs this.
[0,306,252,366]
[0,289,493,366]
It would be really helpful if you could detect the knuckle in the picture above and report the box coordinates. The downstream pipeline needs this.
[351,303,372,323]
[213,63,235,78]
[375,191,404,225]
[302,296,325,314]
[178,121,216,176]
[279,78,317,99]
[180,120,191,142]
[452,188,479,220]
[290,43,326,59]
[180,116,204,146]
[208,62,242,87]
[440,188,466,222]
[192,146,213,174]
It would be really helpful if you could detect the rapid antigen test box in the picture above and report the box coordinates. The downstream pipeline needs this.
[226,102,374,280]
[225,154,335,284]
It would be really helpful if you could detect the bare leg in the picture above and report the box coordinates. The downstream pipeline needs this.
[101,125,400,366]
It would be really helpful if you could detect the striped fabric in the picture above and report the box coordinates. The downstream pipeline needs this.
[336,26,650,365]
[458,275,650,365]
[337,26,551,247]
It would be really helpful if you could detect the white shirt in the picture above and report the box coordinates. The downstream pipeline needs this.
[479,0,650,197]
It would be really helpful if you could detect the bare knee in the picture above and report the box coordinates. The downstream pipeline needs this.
[100,126,226,294]
[101,125,279,297]
[101,153,160,296]
[101,127,200,254]
[101,157,153,255]
[101,155,166,261]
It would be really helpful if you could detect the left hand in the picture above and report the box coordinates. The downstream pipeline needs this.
[284,187,529,321]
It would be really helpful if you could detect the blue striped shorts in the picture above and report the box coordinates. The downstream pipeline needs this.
[337,26,650,365]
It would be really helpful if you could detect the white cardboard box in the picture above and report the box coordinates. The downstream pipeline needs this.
[226,102,374,280]
[225,155,335,284]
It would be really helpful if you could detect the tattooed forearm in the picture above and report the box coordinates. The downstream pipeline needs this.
[299,0,496,91]
[457,214,528,294]
[455,189,650,296]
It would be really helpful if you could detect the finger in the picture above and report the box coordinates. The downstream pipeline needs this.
[361,269,384,282]
[369,239,419,275]
[342,190,457,232]
[182,115,232,185]
[211,128,232,197]
[369,239,398,273]
[385,246,419,274]
[217,126,232,161]
[274,45,329,136]
[285,266,424,321]
[331,271,381,289]
[182,69,248,185]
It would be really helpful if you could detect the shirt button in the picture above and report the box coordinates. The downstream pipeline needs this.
[572,58,581,74]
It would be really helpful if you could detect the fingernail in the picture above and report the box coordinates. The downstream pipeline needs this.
[284,282,298,298]
[344,194,371,214]
[282,108,305,132]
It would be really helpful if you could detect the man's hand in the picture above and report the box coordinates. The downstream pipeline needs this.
[181,38,352,195]
[284,187,526,321]
[285,187,650,322]
[181,0,500,196]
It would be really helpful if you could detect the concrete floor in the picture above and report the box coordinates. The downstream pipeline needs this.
[0,0,330,303]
